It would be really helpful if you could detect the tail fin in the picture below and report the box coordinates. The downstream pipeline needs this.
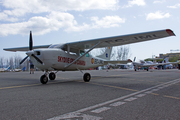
[96,47,112,60]
[133,57,136,62]
[6,65,10,70]
[162,57,169,63]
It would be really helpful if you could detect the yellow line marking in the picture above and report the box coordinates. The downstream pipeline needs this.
[0,84,40,90]
[164,95,180,100]
[150,93,159,96]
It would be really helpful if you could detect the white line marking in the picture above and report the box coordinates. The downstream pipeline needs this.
[110,101,126,107]
[145,91,153,94]
[48,112,102,120]
[136,94,146,97]
[124,97,137,102]
[91,107,111,113]
[152,89,159,91]
[48,78,180,120]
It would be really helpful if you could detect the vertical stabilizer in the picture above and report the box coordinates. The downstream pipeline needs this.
[162,57,169,63]
[96,47,112,60]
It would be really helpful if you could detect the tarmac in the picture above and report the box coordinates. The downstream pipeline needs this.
[0,69,180,120]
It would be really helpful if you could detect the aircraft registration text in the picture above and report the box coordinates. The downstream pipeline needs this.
[58,56,85,66]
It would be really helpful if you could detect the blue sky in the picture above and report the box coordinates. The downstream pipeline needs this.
[0,0,180,61]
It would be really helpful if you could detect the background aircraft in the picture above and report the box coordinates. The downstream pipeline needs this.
[14,67,26,72]
[0,65,10,72]
[132,57,179,71]
[3,29,175,84]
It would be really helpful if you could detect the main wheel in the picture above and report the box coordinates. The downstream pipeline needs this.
[40,75,48,84]
[49,72,56,80]
[83,73,91,82]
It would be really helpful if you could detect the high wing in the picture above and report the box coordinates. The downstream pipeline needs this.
[4,29,175,52]
[66,29,175,50]
[3,45,51,52]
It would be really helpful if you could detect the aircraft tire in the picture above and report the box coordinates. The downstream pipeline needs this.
[40,75,48,84]
[83,73,91,82]
[49,72,56,80]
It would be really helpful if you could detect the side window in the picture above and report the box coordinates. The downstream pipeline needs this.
[86,53,89,57]
[80,50,84,56]
[80,50,89,57]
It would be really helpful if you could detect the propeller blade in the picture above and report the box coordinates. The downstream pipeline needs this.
[29,31,33,50]
[20,56,29,64]
[32,54,43,64]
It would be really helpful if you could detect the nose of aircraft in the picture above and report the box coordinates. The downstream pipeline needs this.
[26,51,34,56]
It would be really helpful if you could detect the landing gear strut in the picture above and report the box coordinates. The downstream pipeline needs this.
[83,73,91,82]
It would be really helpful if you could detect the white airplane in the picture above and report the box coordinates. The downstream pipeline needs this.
[0,65,10,72]
[3,29,175,84]
[132,57,179,71]
[160,57,179,69]
[14,67,26,72]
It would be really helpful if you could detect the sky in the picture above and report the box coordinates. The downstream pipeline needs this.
[0,0,180,61]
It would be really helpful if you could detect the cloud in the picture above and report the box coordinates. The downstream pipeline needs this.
[0,12,82,36]
[0,11,125,36]
[0,0,121,36]
[0,12,18,22]
[167,3,180,9]
[1,0,118,16]
[91,16,125,29]
[146,11,170,20]
[123,0,146,8]
[153,0,166,4]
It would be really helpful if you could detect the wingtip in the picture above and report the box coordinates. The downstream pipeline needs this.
[166,29,176,36]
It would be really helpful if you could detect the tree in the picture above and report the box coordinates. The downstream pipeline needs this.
[115,46,131,60]
[0,57,4,68]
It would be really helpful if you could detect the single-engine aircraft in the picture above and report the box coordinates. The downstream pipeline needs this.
[4,29,175,84]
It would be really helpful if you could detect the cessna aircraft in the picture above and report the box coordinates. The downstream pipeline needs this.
[4,29,175,84]
[132,57,179,71]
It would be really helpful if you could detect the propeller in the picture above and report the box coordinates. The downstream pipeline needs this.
[20,31,43,65]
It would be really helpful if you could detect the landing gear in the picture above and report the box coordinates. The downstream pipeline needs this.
[49,72,56,80]
[83,73,91,82]
[40,72,56,84]
[40,75,48,84]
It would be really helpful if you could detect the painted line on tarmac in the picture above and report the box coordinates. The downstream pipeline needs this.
[47,78,180,120]
[0,84,41,90]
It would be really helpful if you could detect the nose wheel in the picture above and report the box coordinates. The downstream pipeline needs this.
[40,75,48,84]
[49,72,56,80]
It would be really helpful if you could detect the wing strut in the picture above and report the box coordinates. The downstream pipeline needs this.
[64,41,102,69]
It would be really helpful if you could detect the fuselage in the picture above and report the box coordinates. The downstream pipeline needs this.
[29,48,105,71]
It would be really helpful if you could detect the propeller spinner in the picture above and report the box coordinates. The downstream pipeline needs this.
[20,31,43,65]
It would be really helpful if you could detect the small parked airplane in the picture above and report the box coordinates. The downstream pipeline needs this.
[0,65,10,72]
[4,29,175,84]
[132,57,179,71]
[14,67,26,72]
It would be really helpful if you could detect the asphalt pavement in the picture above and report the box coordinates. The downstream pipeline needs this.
[0,69,180,120]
